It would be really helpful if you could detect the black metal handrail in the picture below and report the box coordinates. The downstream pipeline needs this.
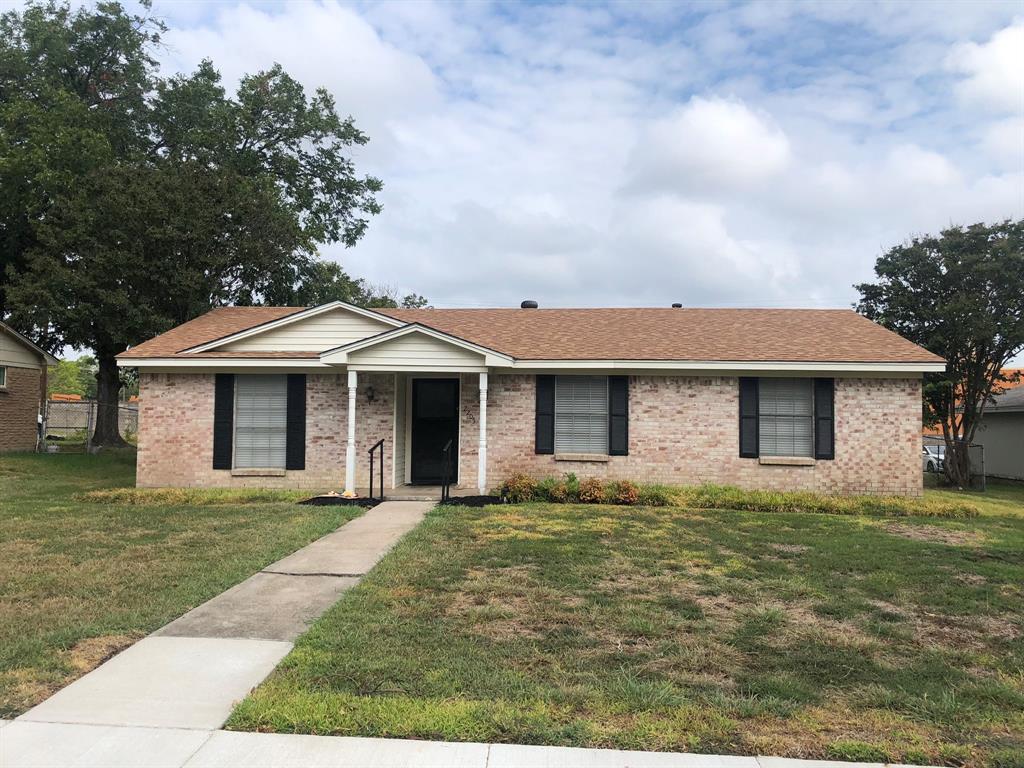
[440,439,453,503]
[368,438,385,501]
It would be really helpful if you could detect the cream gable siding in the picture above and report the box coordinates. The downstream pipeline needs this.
[221,309,393,352]
[0,329,43,369]
[347,332,486,372]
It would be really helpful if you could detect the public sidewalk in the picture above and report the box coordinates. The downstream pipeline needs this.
[0,721,930,768]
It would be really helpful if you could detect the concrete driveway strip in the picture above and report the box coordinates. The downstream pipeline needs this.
[184,730,489,768]
[0,721,213,768]
[18,636,291,730]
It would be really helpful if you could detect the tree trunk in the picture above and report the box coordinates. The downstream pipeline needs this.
[943,438,971,488]
[92,354,128,448]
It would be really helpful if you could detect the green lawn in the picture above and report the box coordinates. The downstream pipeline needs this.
[0,451,358,718]
[229,482,1024,767]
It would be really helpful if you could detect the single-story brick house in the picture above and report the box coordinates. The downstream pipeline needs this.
[0,321,58,453]
[117,301,944,496]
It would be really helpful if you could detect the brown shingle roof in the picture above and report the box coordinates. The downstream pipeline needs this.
[118,305,943,364]
[378,308,943,363]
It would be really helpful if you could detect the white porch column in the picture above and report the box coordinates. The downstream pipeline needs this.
[478,372,488,493]
[343,369,358,496]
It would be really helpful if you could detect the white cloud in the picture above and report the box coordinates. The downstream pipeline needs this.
[947,22,1024,114]
[628,97,791,194]
[146,0,1023,314]
[161,0,439,154]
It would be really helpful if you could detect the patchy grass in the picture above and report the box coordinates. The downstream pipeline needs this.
[0,451,358,717]
[229,496,1024,766]
[926,477,1024,519]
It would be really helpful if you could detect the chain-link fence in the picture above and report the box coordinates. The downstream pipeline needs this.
[43,400,138,452]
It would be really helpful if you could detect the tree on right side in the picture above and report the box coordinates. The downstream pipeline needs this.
[856,220,1024,488]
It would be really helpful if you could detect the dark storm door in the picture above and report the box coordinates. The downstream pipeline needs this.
[410,378,459,485]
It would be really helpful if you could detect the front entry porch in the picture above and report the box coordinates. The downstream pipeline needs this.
[340,370,489,497]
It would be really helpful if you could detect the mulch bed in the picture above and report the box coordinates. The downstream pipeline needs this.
[439,495,501,507]
[298,495,383,508]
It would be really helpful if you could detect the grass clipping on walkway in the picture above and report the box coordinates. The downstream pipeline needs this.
[228,499,1023,767]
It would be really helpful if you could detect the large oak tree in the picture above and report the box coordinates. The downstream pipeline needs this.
[856,220,1024,487]
[1,1,389,445]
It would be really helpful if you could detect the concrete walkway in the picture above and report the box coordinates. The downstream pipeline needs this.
[9,502,431,738]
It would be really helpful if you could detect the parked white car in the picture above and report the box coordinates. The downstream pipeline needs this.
[922,445,945,473]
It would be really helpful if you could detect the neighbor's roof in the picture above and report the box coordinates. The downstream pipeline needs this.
[118,305,943,365]
[987,386,1024,412]
[0,321,59,365]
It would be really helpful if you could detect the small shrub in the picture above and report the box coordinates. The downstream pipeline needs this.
[562,472,580,502]
[578,477,605,503]
[547,480,569,503]
[499,472,538,503]
[610,480,640,505]
[636,485,672,506]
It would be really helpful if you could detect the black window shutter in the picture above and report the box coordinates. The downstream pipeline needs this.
[608,376,629,456]
[286,374,306,470]
[212,374,234,470]
[814,378,835,460]
[738,377,759,458]
[535,375,555,454]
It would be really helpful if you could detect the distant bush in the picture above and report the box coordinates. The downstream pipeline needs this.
[679,484,979,519]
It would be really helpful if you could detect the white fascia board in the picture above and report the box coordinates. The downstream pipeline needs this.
[320,323,513,365]
[349,364,489,374]
[495,360,945,374]
[183,301,404,354]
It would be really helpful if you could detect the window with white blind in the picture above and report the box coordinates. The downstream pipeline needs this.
[234,374,288,468]
[554,376,608,453]
[758,378,814,457]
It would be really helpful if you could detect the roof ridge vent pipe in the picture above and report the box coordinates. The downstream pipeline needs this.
[520,300,539,309]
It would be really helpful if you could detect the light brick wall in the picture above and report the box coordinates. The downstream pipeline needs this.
[137,372,393,489]
[480,374,923,497]
[0,366,42,452]
[137,371,922,496]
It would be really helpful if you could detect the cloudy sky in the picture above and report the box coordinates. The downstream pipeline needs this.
[151,0,1023,311]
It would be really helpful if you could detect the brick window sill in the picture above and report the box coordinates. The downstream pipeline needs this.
[230,468,287,477]
[554,453,611,463]
[758,456,815,467]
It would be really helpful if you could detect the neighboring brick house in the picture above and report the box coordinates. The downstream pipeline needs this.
[117,302,944,496]
[0,322,57,453]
